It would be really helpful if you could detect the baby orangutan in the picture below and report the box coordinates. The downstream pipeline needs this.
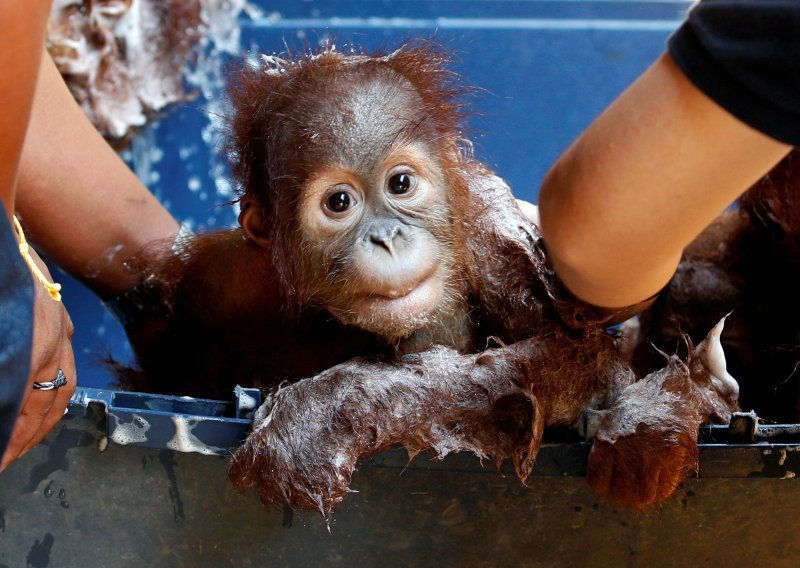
[121,45,740,517]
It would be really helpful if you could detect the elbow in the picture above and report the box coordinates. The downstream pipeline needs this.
[539,188,680,309]
[538,159,653,308]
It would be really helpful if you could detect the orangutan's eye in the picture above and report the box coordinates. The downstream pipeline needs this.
[327,191,352,212]
[387,173,416,195]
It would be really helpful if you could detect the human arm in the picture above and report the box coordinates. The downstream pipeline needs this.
[15,51,180,299]
[538,52,792,309]
[0,0,78,470]
[0,0,51,218]
[3,0,179,468]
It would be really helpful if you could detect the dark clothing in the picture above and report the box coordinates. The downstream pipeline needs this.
[669,0,800,146]
[0,207,34,458]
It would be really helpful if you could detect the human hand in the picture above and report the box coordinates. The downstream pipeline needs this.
[1,248,76,471]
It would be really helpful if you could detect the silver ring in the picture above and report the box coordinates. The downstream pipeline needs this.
[33,369,68,391]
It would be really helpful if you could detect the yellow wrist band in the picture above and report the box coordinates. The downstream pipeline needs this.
[13,216,62,302]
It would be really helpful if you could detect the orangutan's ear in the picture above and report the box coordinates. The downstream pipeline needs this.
[239,198,271,248]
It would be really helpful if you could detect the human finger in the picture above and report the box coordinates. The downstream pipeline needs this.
[0,381,58,470]
[30,351,77,451]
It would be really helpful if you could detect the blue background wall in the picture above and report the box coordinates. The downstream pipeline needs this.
[62,0,692,389]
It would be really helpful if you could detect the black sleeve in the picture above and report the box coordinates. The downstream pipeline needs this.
[0,208,34,457]
[668,0,800,146]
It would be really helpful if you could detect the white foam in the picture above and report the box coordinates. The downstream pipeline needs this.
[236,389,259,411]
[166,416,226,455]
[110,413,151,445]
[704,317,739,401]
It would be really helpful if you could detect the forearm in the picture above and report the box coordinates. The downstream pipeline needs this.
[0,0,52,220]
[538,52,792,309]
[15,53,179,298]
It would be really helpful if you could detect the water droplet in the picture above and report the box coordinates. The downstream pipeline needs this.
[60,501,70,509]
[187,176,202,192]
[214,177,232,197]
[58,489,66,500]
[43,481,53,498]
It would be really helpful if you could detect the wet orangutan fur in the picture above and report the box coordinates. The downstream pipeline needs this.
[121,45,742,517]
[588,318,739,507]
